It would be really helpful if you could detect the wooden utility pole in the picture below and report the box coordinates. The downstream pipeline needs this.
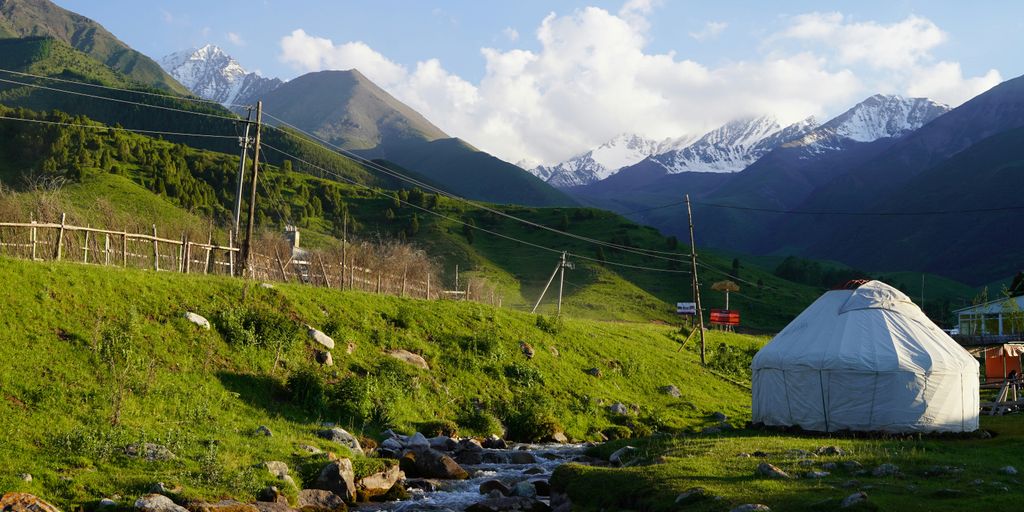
[341,211,348,289]
[233,107,253,233]
[241,100,263,276]
[556,252,573,316]
[532,252,570,314]
[686,194,706,365]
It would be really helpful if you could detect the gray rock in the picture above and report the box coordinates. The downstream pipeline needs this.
[312,459,357,503]
[1000,465,1018,475]
[482,452,508,464]
[822,462,838,471]
[307,327,335,350]
[711,411,728,421]
[842,461,863,471]
[134,494,188,512]
[510,451,537,465]
[872,463,899,477]
[815,445,845,456]
[402,448,469,480]
[480,479,512,496]
[840,490,867,508]
[730,505,771,512]
[147,482,181,496]
[701,426,722,434]
[260,283,275,289]
[513,480,537,498]
[252,503,290,512]
[98,498,117,509]
[584,367,602,377]
[387,349,429,370]
[609,446,637,466]
[18,473,32,482]
[125,443,175,461]
[608,402,629,415]
[798,459,815,467]
[520,341,535,359]
[805,471,830,479]
[523,467,545,475]
[405,478,441,492]
[357,463,404,499]
[482,435,507,449]
[465,496,551,512]
[756,462,791,479]
[407,432,431,450]
[659,385,682,398]
[674,487,710,505]
[550,431,568,444]
[298,444,323,455]
[531,479,551,497]
[256,486,288,504]
[297,489,346,512]
[429,435,456,451]
[184,312,210,330]
[264,461,289,479]
[255,425,272,437]
[317,427,364,456]
[315,350,333,366]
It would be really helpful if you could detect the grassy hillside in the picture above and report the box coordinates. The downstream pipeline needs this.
[0,256,756,508]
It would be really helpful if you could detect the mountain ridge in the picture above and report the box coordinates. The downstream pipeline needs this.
[160,44,281,106]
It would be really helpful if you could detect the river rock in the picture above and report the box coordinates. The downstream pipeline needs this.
[756,463,791,479]
[659,385,682,398]
[480,480,512,496]
[406,432,430,450]
[125,443,175,461]
[356,463,404,500]
[550,431,568,443]
[0,493,62,512]
[609,446,637,466]
[483,435,508,449]
[317,427,364,456]
[401,448,469,479]
[519,341,535,359]
[510,451,537,465]
[251,504,289,512]
[134,494,188,512]
[512,480,537,498]
[184,312,210,330]
[429,435,456,451]
[482,452,509,464]
[387,349,429,370]
[841,491,868,508]
[466,496,551,512]
[404,479,441,492]
[730,505,770,512]
[454,439,484,465]
[531,480,551,497]
[872,463,899,477]
[315,350,334,366]
[297,489,347,512]
[312,459,356,503]
[307,327,335,350]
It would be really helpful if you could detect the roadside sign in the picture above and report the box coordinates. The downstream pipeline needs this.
[676,302,696,315]
[710,309,740,326]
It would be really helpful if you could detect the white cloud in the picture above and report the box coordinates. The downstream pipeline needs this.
[159,9,174,24]
[502,27,519,42]
[226,32,245,46]
[690,21,727,41]
[277,5,1001,165]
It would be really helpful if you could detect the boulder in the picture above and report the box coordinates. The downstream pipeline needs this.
[255,486,288,504]
[454,439,484,465]
[711,411,728,421]
[428,435,456,451]
[315,351,334,366]
[755,463,791,479]
[134,494,188,512]
[841,492,868,508]
[307,327,335,350]
[401,448,469,479]
[479,480,512,496]
[255,425,273,437]
[815,445,845,456]
[482,435,508,449]
[510,451,537,465]
[465,496,551,512]
[193,501,258,512]
[659,385,682,398]
[1000,465,1018,475]
[387,349,429,370]
[317,428,364,456]
[98,499,117,510]
[264,461,289,479]
[523,467,545,476]
[730,506,770,512]
[312,459,357,503]
[550,431,569,444]
[584,367,602,378]
[482,452,509,464]
[406,432,430,450]
[356,463,404,500]
[609,446,637,467]
[404,479,441,492]
[297,489,347,512]
[125,443,175,461]
[184,312,210,330]
[0,493,62,512]
[531,480,551,497]
[519,341,535,359]
[872,463,899,477]
[512,481,537,498]
[804,471,830,479]
[674,487,710,505]
[148,483,181,496]
[608,402,629,415]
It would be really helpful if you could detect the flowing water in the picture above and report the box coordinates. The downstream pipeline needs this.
[362,443,589,511]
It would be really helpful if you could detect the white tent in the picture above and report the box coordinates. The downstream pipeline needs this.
[751,280,979,433]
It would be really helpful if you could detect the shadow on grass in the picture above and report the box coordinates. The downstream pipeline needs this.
[215,370,314,424]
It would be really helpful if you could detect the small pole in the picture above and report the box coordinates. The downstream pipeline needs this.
[30,219,37,260]
[342,212,348,289]
[152,224,159,271]
[83,225,91,263]
[55,212,66,261]
[122,231,128,267]
[557,252,566,316]
[274,246,289,282]
[103,232,110,266]
[686,194,706,365]
[377,271,382,294]
[178,233,186,272]
[185,241,192,274]
[455,264,459,290]
[318,253,331,288]
[228,230,235,276]
[401,266,408,297]
[204,232,213,274]
[426,273,431,299]
[531,253,564,314]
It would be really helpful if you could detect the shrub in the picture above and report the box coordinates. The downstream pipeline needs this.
[499,391,563,442]
[287,367,326,413]
[603,425,632,440]
[217,306,300,350]
[535,315,562,335]
[504,362,544,388]
[457,407,504,437]
[416,419,459,437]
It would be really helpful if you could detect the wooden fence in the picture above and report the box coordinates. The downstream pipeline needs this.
[0,214,499,304]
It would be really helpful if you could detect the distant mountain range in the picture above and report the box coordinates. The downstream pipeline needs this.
[160,45,281,106]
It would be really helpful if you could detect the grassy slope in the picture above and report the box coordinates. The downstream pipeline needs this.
[554,416,1024,511]
[0,256,753,508]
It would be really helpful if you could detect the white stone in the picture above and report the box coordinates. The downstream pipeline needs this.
[183,312,210,330]
[307,327,335,349]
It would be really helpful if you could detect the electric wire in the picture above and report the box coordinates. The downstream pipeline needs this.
[0,114,239,140]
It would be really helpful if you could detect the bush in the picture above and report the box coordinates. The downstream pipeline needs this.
[457,407,504,437]
[603,425,632,440]
[504,362,544,388]
[535,315,562,335]
[287,367,326,413]
[217,306,300,350]
[499,391,563,442]
[416,419,459,437]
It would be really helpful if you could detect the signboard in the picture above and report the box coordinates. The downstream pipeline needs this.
[676,302,696,315]
[710,309,740,326]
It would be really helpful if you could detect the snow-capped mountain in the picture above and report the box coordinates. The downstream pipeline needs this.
[649,115,818,174]
[530,133,693,188]
[160,45,281,106]
[792,94,950,155]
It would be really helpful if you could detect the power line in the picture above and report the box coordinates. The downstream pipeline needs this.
[259,112,694,261]
[0,67,234,108]
[695,201,1024,216]
[0,76,240,122]
[260,141,690,274]
[0,114,238,140]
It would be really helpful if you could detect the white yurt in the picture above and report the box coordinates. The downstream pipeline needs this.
[751,280,979,433]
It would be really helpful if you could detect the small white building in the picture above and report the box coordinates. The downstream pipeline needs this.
[955,295,1024,338]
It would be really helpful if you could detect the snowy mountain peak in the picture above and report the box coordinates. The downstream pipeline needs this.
[529,133,670,188]
[822,94,950,142]
[160,44,282,106]
[649,115,819,174]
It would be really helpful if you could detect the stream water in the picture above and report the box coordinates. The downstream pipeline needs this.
[361,443,589,511]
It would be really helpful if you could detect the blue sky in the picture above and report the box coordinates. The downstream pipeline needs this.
[55,0,1024,163]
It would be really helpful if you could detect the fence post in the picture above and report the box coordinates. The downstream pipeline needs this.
[122,231,128,267]
[178,233,186,273]
[228,230,235,277]
[317,253,331,288]
[83,225,90,263]
[401,267,408,297]
[274,246,289,282]
[426,274,430,299]
[104,232,110,266]
[377,271,382,294]
[204,232,213,274]
[30,219,37,260]
[152,225,159,271]
[185,241,192,274]
[55,212,66,261]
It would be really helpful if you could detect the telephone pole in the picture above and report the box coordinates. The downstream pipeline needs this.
[232,106,253,234]
[241,100,263,276]
[686,194,706,365]
[532,252,572,315]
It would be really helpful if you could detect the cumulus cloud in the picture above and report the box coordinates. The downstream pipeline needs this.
[502,27,519,42]
[277,5,1001,165]
[690,21,727,41]
[226,32,245,46]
